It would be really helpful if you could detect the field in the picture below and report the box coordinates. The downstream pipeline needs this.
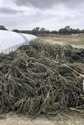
[40,34,84,48]
[0,34,84,125]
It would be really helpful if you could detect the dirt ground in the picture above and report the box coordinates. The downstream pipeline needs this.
[0,111,84,125]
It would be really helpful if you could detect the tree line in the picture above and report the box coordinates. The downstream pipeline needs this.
[0,25,84,36]
[13,26,84,36]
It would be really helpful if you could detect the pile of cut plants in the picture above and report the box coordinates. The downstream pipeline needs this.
[0,39,84,117]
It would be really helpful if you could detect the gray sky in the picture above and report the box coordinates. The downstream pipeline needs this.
[0,0,84,30]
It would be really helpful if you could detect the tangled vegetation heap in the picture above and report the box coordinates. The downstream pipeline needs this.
[0,39,84,117]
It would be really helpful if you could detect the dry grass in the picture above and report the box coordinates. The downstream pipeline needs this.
[39,34,84,48]
[0,37,84,125]
[0,40,83,116]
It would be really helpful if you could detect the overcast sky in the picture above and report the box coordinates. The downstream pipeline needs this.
[0,0,84,30]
